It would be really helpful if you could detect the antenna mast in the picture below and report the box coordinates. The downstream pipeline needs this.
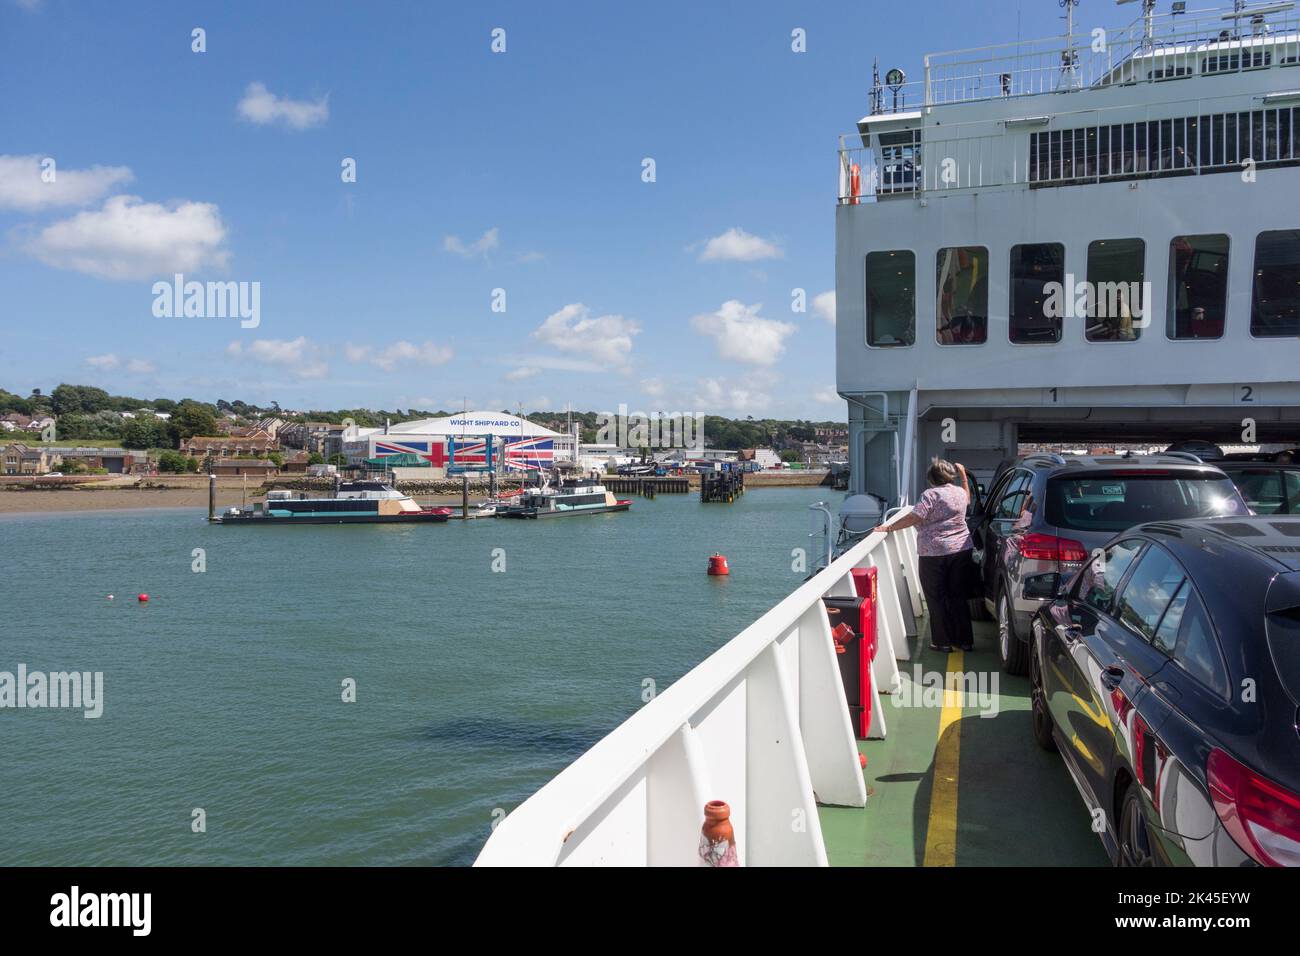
[1061,0,1081,87]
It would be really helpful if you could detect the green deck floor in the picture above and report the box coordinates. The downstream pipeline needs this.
[819,617,1109,867]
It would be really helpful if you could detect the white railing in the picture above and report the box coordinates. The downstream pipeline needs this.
[839,98,1300,201]
[868,6,1300,115]
[475,516,923,867]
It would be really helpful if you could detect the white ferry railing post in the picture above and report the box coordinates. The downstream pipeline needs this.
[797,603,872,804]
[645,722,714,866]
[864,540,908,669]
[745,642,826,865]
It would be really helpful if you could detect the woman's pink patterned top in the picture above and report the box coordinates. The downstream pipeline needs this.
[911,483,973,557]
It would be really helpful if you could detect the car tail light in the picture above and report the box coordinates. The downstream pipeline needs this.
[1019,533,1088,563]
[1208,748,1300,867]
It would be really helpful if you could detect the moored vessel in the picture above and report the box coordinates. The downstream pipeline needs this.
[217,481,452,524]
[495,477,631,519]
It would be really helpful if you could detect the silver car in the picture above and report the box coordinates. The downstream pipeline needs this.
[970,453,1250,674]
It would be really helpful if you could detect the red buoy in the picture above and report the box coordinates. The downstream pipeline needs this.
[859,752,868,769]
[137,593,149,603]
[707,553,730,576]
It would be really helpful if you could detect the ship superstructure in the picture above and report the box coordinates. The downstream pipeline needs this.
[837,0,1300,501]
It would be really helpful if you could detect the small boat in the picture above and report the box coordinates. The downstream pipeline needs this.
[217,481,452,525]
[495,478,631,519]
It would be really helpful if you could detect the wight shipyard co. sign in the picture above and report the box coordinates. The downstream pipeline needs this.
[447,418,526,430]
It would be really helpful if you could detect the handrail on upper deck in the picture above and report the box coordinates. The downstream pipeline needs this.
[868,4,1300,115]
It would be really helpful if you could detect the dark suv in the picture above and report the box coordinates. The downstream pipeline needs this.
[1030,516,1300,866]
[971,453,1250,675]
[1211,456,1300,516]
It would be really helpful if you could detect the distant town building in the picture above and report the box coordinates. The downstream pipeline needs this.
[180,435,280,458]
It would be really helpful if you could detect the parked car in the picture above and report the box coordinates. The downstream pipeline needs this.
[1029,516,1300,866]
[1163,439,1225,460]
[970,453,1249,674]
[1213,456,1300,515]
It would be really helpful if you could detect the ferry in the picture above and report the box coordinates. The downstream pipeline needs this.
[476,0,1300,867]
[217,482,452,524]
[495,477,631,519]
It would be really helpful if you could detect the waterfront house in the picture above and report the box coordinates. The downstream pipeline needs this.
[2,442,53,475]
[44,446,135,474]
[209,458,279,477]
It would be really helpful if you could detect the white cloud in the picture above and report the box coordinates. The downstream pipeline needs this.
[443,227,499,259]
[85,354,155,374]
[500,353,604,374]
[812,290,836,325]
[26,195,229,280]
[696,227,782,263]
[640,377,666,399]
[814,387,840,404]
[532,303,640,367]
[691,300,796,367]
[345,340,453,372]
[226,337,328,379]
[237,82,329,130]
[505,366,540,382]
[694,377,773,415]
[0,155,133,212]
[516,250,545,264]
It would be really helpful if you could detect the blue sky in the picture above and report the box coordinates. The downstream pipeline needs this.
[1,0,1066,418]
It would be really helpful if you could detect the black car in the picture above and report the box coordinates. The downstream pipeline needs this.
[1030,516,1300,866]
[1215,457,1300,515]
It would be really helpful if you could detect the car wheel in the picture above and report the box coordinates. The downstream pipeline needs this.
[997,590,1030,676]
[1029,625,1057,752]
[1118,781,1156,867]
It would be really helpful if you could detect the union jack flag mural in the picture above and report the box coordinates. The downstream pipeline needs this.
[448,437,491,471]
[373,439,447,467]
[502,437,555,471]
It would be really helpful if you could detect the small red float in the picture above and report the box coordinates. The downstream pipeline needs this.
[137,593,149,603]
[707,553,729,576]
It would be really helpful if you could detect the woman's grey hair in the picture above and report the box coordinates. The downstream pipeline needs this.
[927,458,958,487]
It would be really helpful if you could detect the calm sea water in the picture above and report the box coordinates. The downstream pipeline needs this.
[0,487,837,866]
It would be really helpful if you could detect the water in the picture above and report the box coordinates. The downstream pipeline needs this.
[0,487,836,866]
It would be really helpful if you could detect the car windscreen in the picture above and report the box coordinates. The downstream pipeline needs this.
[1045,471,1249,533]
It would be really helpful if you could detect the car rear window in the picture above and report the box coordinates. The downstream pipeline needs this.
[1268,607,1300,706]
[1045,472,1248,533]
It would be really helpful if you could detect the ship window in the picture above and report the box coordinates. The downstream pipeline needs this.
[1009,243,1065,343]
[1252,230,1300,337]
[865,250,915,347]
[936,246,988,344]
[1086,239,1146,341]
[877,130,920,195]
[1202,51,1270,74]
[1168,235,1229,339]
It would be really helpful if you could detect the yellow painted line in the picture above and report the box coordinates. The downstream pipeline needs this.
[922,649,963,867]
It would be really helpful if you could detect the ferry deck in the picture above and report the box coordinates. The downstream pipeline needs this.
[819,635,1107,867]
